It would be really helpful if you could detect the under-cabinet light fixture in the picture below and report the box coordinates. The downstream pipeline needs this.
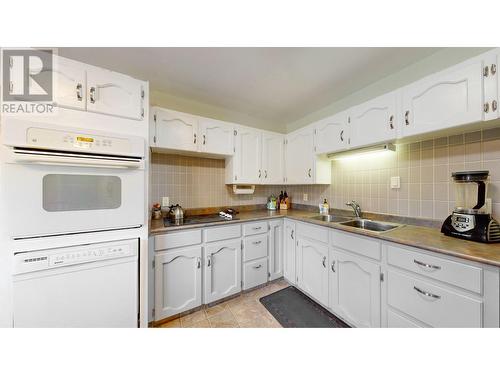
[327,143,396,161]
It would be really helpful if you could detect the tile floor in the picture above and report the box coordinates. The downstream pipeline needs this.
[157,279,289,328]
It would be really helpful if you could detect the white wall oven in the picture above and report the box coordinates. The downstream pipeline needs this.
[1,118,146,239]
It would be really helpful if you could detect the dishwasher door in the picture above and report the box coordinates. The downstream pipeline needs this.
[13,239,138,328]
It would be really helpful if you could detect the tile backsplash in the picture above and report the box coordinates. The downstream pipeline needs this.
[150,127,500,221]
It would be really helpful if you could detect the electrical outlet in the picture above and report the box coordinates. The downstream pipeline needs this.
[390,176,400,189]
[303,193,308,201]
[161,197,170,207]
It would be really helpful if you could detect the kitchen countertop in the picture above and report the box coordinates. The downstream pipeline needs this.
[150,209,500,267]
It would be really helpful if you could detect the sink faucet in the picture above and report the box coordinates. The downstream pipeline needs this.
[345,200,362,218]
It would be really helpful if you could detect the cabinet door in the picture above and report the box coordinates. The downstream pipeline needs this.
[49,56,87,110]
[154,108,199,152]
[204,239,241,304]
[233,127,262,183]
[314,111,349,154]
[268,220,284,280]
[87,66,144,120]
[262,132,285,184]
[154,246,202,320]
[285,127,314,184]
[199,118,234,156]
[283,220,296,284]
[329,249,381,327]
[401,60,483,138]
[349,91,398,148]
[297,238,329,306]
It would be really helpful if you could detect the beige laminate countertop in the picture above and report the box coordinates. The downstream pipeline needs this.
[150,209,500,267]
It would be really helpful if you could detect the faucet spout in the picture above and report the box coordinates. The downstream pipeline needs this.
[345,200,362,218]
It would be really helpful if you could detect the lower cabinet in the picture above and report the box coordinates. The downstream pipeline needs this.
[268,220,284,280]
[154,246,202,321]
[297,237,329,307]
[203,239,242,304]
[329,248,381,327]
[283,220,296,284]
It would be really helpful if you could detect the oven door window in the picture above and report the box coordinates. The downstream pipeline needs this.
[43,174,121,212]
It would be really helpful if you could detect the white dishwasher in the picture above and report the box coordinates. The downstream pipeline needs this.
[13,238,139,328]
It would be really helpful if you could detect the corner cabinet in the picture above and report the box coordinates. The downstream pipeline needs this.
[296,237,329,306]
[285,126,331,184]
[154,246,202,320]
[349,90,398,148]
[203,239,242,304]
[329,249,381,327]
[313,111,349,155]
[261,132,285,184]
[401,60,484,138]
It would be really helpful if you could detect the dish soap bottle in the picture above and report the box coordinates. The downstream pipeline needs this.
[320,198,329,215]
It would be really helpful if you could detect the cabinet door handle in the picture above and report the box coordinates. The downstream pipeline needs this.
[389,115,394,129]
[76,83,83,101]
[340,130,344,142]
[404,110,410,126]
[331,260,336,272]
[252,240,262,245]
[89,87,96,104]
[291,229,294,239]
[413,286,441,299]
[484,102,490,113]
[265,170,267,178]
[322,256,326,268]
[207,256,211,267]
[492,64,497,75]
[307,168,311,177]
[194,133,197,144]
[197,257,201,269]
[413,259,441,270]
[492,100,498,112]
[258,169,262,178]
[253,264,262,269]
[203,134,206,145]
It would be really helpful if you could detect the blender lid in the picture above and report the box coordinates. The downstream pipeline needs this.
[452,170,489,182]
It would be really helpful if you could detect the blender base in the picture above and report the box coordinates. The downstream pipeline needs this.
[441,213,500,243]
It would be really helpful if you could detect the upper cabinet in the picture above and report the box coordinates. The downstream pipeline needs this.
[349,91,398,148]
[401,60,483,138]
[482,50,499,122]
[86,66,145,120]
[48,56,87,111]
[261,131,285,184]
[313,111,349,154]
[285,126,330,185]
[198,118,234,156]
[231,127,262,183]
[152,107,199,152]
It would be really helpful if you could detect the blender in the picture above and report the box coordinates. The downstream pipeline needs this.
[441,171,500,243]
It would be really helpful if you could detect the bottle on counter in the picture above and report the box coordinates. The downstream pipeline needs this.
[319,198,329,215]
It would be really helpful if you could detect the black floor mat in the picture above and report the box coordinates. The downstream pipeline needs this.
[259,286,350,328]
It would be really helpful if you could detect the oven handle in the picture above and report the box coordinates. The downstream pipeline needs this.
[12,150,143,169]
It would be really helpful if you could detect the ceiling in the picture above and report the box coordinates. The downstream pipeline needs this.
[58,47,441,128]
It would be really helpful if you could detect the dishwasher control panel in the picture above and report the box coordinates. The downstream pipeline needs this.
[14,239,138,274]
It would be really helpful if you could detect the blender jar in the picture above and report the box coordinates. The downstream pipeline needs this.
[452,171,489,214]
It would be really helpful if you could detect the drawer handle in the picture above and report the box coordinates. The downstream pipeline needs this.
[413,286,441,300]
[252,240,262,245]
[414,259,441,270]
[331,260,336,272]
[322,256,326,268]
[252,226,262,230]
[253,264,262,269]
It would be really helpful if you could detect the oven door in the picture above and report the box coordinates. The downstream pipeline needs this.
[4,149,145,238]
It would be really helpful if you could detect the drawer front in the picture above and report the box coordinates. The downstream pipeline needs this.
[387,309,423,328]
[387,271,483,327]
[154,229,202,251]
[243,258,268,290]
[204,224,241,243]
[387,244,482,294]
[296,222,329,244]
[243,234,268,262]
[330,229,381,260]
[243,221,268,236]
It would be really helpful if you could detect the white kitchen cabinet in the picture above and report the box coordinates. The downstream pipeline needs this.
[203,239,242,304]
[314,111,349,154]
[401,60,483,138]
[152,107,199,152]
[283,220,296,284]
[154,246,202,320]
[86,66,145,120]
[198,117,234,156]
[349,90,398,148]
[261,131,285,184]
[482,50,499,121]
[228,126,262,183]
[49,55,87,111]
[329,248,381,327]
[268,220,284,280]
[285,126,330,184]
[297,237,329,306]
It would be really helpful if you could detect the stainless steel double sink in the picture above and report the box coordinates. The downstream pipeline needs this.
[310,215,402,232]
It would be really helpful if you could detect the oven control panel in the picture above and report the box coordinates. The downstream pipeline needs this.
[13,239,138,274]
[27,127,132,154]
[451,213,475,233]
